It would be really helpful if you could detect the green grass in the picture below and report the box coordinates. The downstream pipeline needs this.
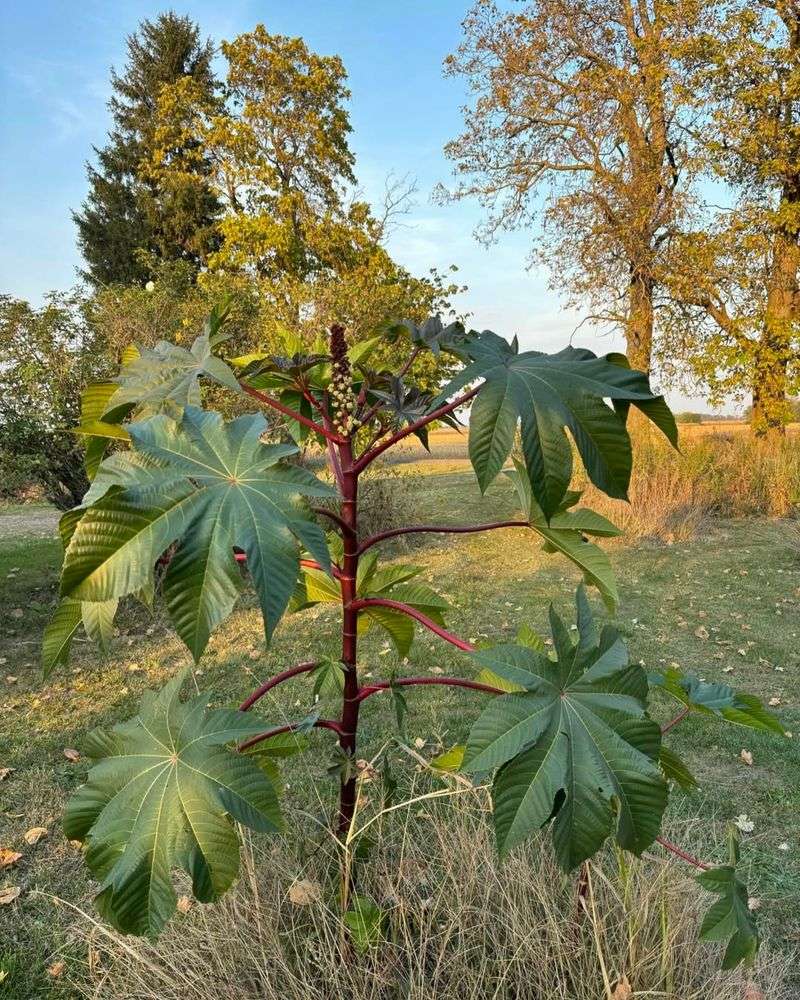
[0,478,798,997]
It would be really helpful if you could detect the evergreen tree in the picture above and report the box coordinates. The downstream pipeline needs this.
[74,12,220,286]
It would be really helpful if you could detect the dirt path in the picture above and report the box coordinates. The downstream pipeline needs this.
[0,506,60,539]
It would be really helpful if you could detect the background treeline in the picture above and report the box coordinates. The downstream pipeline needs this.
[2,4,800,508]
[0,14,461,508]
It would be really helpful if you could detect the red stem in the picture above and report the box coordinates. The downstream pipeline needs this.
[655,835,711,871]
[357,675,504,702]
[238,718,344,752]
[358,520,531,554]
[661,707,690,734]
[350,597,475,652]
[240,382,345,444]
[337,439,361,836]
[353,385,481,472]
[311,506,355,538]
[238,661,319,711]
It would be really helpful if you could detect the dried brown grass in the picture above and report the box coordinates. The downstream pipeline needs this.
[66,790,791,1000]
[579,432,800,542]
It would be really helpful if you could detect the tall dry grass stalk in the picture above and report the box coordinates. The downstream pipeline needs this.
[66,791,791,1000]
[578,432,800,541]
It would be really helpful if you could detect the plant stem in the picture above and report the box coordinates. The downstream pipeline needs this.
[311,506,354,538]
[358,520,531,554]
[350,597,475,652]
[353,385,481,472]
[337,439,361,836]
[238,718,344,752]
[240,381,345,443]
[655,835,711,870]
[356,675,504,702]
[238,661,320,711]
[661,706,690,734]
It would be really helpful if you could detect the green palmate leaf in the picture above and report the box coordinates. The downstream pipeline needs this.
[109,332,242,418]
[649,667,785,734]
[78,382,135,479]
[659,745,698,790]
[310,658,345,699]
[82,599,119,654]
[463,587,667,868]
[506,460,620,609]
[430,745,466,772]
[293,557,450,658]
[59,407,336,660]
[344,896,385,952]
[697,830,759,969]
[64,671,282,937]
[436,332,677,517]
[42,598,83,675]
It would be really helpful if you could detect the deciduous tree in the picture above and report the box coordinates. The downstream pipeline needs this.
[658,1,800,435]
[441,0,703,373]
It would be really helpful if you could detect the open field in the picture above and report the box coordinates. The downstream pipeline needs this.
[1,437,799,998]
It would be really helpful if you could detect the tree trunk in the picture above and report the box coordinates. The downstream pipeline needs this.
[753,220,799,437]
[626,271,654,374]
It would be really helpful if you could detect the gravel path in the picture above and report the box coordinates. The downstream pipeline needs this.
[0,507,60,539]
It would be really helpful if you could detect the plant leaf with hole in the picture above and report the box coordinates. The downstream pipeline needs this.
[58,407,335,660]
[649,667,785,734]
[464,587,666,867]
[436,332,677,517]
[63,671,282,937]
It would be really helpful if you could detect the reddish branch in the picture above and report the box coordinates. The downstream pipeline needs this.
[661,706,690,734]
[354,385,481,472]
[656,835,711,871]
[357,675,504,702]
[238,718,344,752]
[350,597,475,652]
[239,661,320,712]
[358,520,531,554]
[311,506,354,537]
[240,381,345,443]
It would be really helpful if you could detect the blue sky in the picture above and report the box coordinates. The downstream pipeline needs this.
[1,0,720,411]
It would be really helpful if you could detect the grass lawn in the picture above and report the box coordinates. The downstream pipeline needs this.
[0,466,798,998]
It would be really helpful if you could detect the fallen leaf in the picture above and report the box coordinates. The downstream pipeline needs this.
[0,886,21,904]
[740,749,753,766]
[734,814,754,833]
[47,961,65,978]
[176,895,193,914]
[748,897,762,911]
[62,748,80,762]
[611,974,632,999]
[5,676,17,684]
[768,697,781,707]
[694,625,709,640]
[0,849,22,869]
[0,768,14,781]
[413,737,426,750]
[23,827,47,845]
[10,608,23,619]
[288,879,321,906]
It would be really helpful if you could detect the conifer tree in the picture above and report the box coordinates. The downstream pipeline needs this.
[74,12,220,286]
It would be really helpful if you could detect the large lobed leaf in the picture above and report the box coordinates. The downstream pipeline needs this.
[505,459,620,609]
[696,829,759,969]
[64,671,282,937]
[292,550,450,659]
[435,331,677,518]
[463,587,667,868]
[650,666,785,734]
[58,406,336,661]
